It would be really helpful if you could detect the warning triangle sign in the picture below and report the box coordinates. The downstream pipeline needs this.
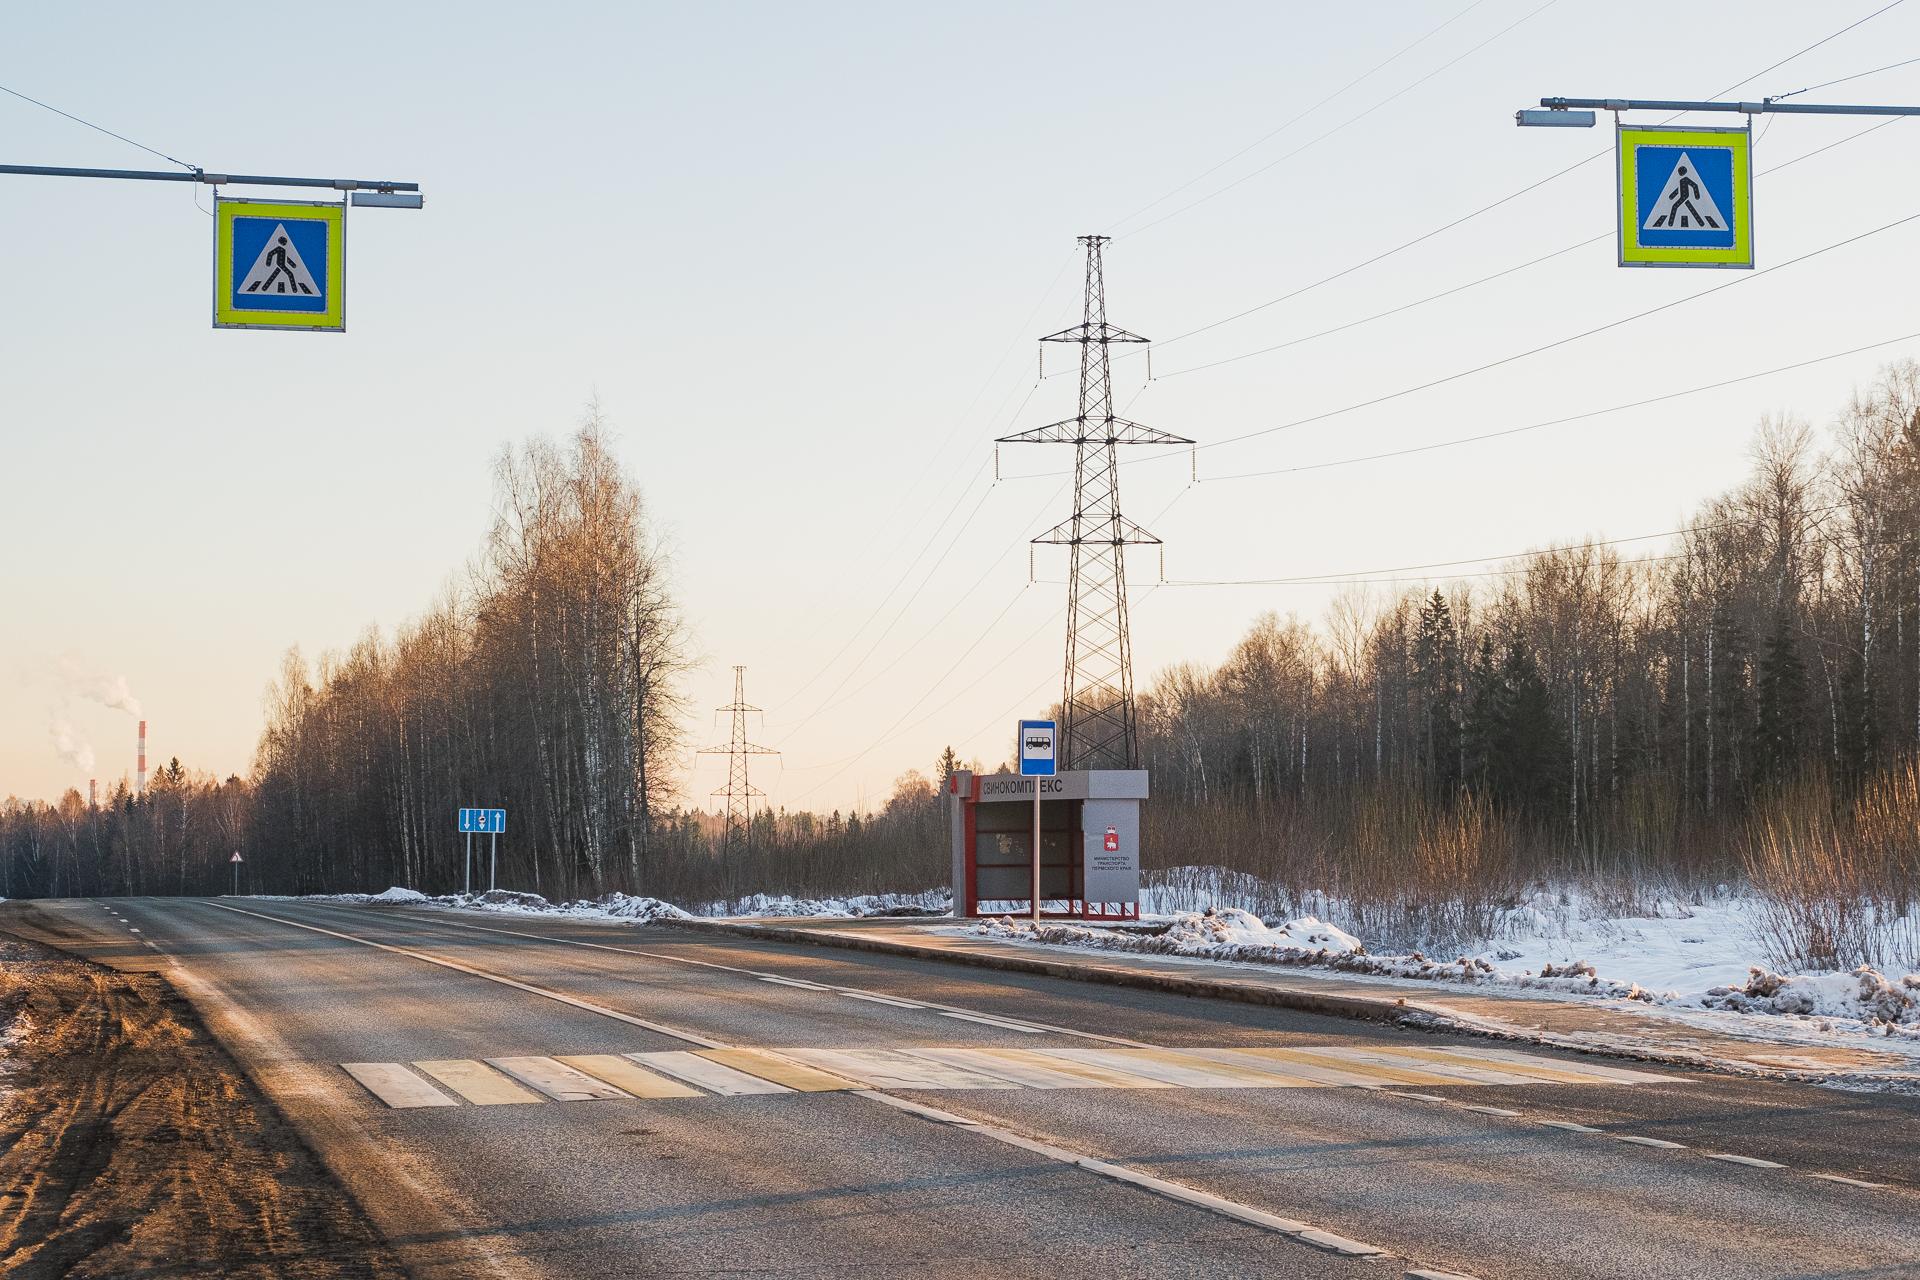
[1642,152,1728,232]
[237,223,321,297]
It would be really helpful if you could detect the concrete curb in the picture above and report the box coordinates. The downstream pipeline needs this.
[659,916,1420,1026]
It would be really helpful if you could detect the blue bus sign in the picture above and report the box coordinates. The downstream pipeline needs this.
[458,807,506,834]
[1018,720,1057,777]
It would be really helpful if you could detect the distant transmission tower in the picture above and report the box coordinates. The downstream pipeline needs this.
[698,666,779,850]
[999,235,1193,770]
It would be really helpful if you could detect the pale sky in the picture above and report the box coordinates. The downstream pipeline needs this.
[6,2,1920,812]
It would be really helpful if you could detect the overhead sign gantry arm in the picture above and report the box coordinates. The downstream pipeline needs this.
[0,162,422,206]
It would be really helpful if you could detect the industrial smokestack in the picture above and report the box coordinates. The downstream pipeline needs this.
[89,779,97,808]
[137,720,147,794]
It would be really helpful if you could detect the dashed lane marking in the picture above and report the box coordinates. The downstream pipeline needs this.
[936,1009,1049,1034]
[414,1058,544,1105]
[342,1062,457,1109]
[1706,1153,1786,1169]
[1407,1269,1484,1280]
[1615,1135,1687,1149]
[1537,1120,1602,1133]
[1810,1173,1890,1190]
[838,991,925,1009]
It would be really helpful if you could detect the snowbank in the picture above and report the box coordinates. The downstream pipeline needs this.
[368,886,427,905]
[695,891,949,919]
[971,902,1920,1041]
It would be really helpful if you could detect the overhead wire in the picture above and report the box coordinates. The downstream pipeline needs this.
[1119,0,1564,240]
[0,80,200,172]
[1105,0,1491,233]
[1117,0,1911,360]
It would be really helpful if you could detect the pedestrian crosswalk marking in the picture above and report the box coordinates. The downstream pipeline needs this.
[631,1049,793,1095]
[697,1047,860,1092]
[490,1055,630,1102]
[558,1054,704,1099]
[1642,152,1727,231]
[341,1041,1687,1109]
[236,223,323,297]
[344,1061,459,1109]
[415,1058,543,1105]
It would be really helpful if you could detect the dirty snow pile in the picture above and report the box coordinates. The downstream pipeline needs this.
[694,891,950,919]
[1699,965,1920,1030]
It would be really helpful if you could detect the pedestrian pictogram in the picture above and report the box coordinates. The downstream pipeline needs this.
[1643,154,1727,231]
[237,226,321,297]
[1617,125,1751,269]
[230,851,243,863]
[214,197,347,331]
[1103,826,1119,853]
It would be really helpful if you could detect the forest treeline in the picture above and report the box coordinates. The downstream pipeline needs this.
[3,368,1918,959]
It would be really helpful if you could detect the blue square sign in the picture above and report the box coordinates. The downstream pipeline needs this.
[1018,720,1057,777]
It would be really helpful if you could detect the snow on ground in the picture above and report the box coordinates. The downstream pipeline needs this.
[288,887,945,923]
[969,886,1920,1052]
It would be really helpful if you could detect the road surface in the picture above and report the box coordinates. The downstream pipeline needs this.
[6,896,1919,1280]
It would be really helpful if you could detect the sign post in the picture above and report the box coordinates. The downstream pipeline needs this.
[230,849,243,897]
[1018,720,1057,922]
[457,808,507,897]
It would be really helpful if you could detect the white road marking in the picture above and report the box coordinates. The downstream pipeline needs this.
[1386,1091,1451,1104]
[858,1090,1390,1257]
[1706,1153,1786,1169]
[1041,1045,1303,1089]
[936,1009,1049,1033]
[627,1050,792,1095]
[1407,1269,1484,1279]
[756,975,829,990]
[838,991,925,1009]
[342,1062,458,1109]
[1809,1173,1890,1189]
[1460,1104,1521,1117]
[784,1047,1023,1090]
[1615,1135,1686,1149]
[206,903,728,1048]
[128,928,140,933]
[1537,1120,1602,1133]
[1432,1045,1685,1085]
[488,1056,632,1102]
[908,1046,1156,1089]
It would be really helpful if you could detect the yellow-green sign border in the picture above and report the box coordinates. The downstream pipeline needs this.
[1617,124,1753,269]
[213,197,347,331]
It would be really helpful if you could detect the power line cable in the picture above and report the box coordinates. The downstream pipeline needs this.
[1105,0,1490,233]
[1122,2,1909,358]
[1145,114,1906,382]
[0,81,199,172]
[1771,53,1920,100]
[1120,0,1563,240]
[1189,328,1920,482]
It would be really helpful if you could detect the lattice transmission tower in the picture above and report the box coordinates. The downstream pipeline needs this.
[698,666,778,850]
[999,235,1193,771]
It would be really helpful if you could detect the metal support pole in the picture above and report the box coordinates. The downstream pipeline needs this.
[0,163,421,190]
[1031,786,1042,922]
[489,832,497,894]
[1538,96,1920,118]
[232,861,238,897]
[464,831,472,897]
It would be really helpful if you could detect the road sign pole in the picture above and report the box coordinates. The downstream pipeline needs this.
[232,860,238,896]
[464,830,472,897]
[1032,785,1042,923]
[490,832,497,893]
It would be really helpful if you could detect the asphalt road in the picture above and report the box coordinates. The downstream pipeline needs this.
[7,895,1919,1280]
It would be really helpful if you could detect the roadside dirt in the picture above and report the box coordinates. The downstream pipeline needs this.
[0,934,405,1279]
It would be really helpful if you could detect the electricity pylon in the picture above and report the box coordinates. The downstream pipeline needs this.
[999,235,1193,770]
[698,666,778,850]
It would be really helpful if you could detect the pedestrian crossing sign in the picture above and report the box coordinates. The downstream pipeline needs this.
[214,197,346,330]
[1617,125,1752,269]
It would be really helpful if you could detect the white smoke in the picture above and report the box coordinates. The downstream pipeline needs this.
[57,660,143,718]
[50,718,96,774]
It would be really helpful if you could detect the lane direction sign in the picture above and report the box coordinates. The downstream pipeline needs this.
[1617,125,1752,268]
[214,197,346,330]
[458,808,506,834]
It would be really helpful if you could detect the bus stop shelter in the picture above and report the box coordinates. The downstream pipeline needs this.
[947,768,1147,919]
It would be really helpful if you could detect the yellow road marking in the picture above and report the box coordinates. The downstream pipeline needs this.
[489,1055,632,1101]
[414,1058,543,1105]
[1041,1045,1305,1089]
[558,1054,704,1098]
[697,1048,859,1092]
